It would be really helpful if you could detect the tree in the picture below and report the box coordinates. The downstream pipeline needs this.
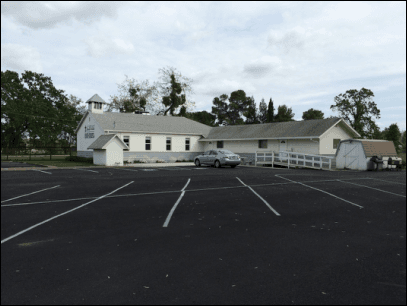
[384,123,402,154]
[211,94,230,126]
[302,108,324,120]
[155,66,196,116]
[106,76,160,114]
[331,88,380,139]
[182,110,217,127]
[1,70,78,152]
[227,90,251,125]
[244,96,259,124]
[401,130,406,152]
[274,104,295,122]
[267,98,274,123]
[258,98,268,123]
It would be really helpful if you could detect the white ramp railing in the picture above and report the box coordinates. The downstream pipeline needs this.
[255,151,335,170]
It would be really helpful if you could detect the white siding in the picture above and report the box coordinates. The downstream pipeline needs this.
[320,125,353,155]
[93,149,106,165]
[113,133,204,152]
[288,139,319,155]
[77,114,104,152]
[106,139,124,166]
[202,140,280,153]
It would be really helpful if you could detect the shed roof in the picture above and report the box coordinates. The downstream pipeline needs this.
[201,117,358,140]
[87,134,129,150]
[336,139,398,157]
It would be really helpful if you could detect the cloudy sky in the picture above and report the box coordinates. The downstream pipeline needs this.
[1,1,406,130]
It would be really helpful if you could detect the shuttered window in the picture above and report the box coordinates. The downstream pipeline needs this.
[146,137,151,150]
[166,137,171,151]
[123,136,130,148]
[217,141,223,148]
[185,138,190,151]
[258,140,267,148]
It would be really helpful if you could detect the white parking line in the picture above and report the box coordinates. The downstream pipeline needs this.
[1,177,376,208]
[74,168,99,173]
[118,168,138,172]
[163,179,191,227]
[337,180,406,198]
[275,175,363,209]
[33,170,53,174]
[1,185,60,204]
[140,169,158,171]
[371,178,406,185]
[1,181,134,245]
[236,177,280,216]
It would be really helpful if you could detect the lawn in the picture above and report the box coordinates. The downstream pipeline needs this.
[1,155,103,168]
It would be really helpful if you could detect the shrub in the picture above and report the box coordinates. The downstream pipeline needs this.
[64,156,93,163]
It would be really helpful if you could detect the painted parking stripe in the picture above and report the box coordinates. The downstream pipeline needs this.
[155,167,181,171]
[275,174,363,209]
[163,179,191,227]
[236,177,280,216]
[337,180,406,198]
[74,168,99,173]
[33,170,52,174]
[2,177,376,208]
[1,185,60,204]
[1,181,134,245]
[371,178,406,185]
[140,169,158,171]
[118,168,138,171]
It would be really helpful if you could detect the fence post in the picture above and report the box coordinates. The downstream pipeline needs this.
[329,158,331,170]
[255,151,257,167]
[272,151,274,168]
[288,152,290,169]
[312,156,314,167]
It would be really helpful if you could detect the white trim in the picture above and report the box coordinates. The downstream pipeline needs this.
[319,118,361,139]
[199,136,321,142]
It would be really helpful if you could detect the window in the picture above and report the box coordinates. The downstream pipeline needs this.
[166,137,171,151]
[217,141,223,148]
[146,137,151,150]
[333,139,341,149]
[258,140,267,148]
[185,138,190,151]
[123,136,130,148]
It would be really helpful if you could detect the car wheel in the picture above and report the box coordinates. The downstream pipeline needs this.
[195,159,201,167]
[215,160,221,168]
[231,165,237,168]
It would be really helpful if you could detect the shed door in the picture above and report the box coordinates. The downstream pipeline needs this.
[343,143,360,169]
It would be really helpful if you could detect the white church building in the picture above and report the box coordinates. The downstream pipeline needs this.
[75,94,361,165]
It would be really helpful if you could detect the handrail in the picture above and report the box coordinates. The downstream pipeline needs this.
[255,150,334,170]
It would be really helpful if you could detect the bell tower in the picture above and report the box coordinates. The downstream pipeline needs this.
[86,94,106,114]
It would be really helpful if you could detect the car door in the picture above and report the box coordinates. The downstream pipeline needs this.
[201,150,211,164]
[208,150,217,164]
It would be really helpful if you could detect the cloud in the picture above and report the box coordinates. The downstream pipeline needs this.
[1,43,42,72]
[84,36,134,58]
[243,56,281,79]
[1,1,124,29]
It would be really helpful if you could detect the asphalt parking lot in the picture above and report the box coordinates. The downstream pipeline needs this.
[1,166,406,305]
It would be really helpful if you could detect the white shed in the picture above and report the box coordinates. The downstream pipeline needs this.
[335,139,398,170]
[87,134,129,166]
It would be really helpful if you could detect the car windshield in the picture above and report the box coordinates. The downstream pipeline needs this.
[218,150,234,154]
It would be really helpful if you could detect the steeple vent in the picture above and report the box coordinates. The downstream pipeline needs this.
[86,94,107,114]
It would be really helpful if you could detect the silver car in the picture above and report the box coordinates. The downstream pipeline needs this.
[194,149,241,168]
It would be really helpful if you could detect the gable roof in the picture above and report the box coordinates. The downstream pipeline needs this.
[336,139,398,157]
[86,94,107,104]
[87,134,129,150]
[200,117,359,141]
[88,112,213,137]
